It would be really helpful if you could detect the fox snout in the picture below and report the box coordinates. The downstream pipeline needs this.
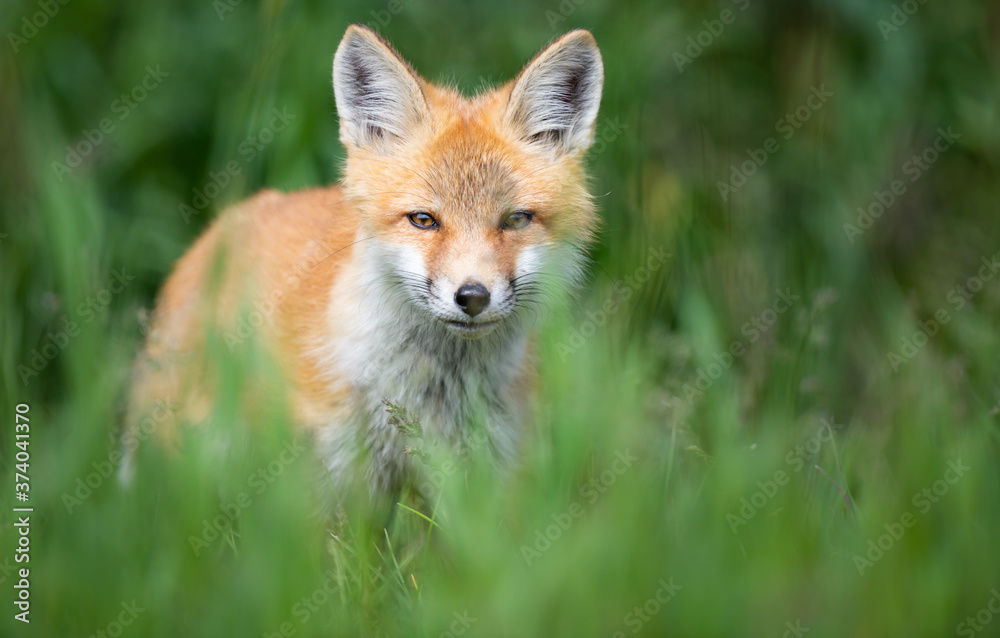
[436,279,499,336]
[426,272,514,337]
[455,282,490,317]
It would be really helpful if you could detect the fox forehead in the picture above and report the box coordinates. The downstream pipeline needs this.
[356,96,588,241]
[355,91,539,215]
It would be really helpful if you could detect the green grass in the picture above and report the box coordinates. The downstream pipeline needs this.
[2,0,1000,636]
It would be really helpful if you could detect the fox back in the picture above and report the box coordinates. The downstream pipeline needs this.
[127,26,604,504]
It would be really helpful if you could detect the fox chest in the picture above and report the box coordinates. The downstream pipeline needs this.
[354,337,518,446]
[311,325,527,493]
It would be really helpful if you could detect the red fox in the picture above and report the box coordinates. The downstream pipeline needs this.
[126,25,604,504]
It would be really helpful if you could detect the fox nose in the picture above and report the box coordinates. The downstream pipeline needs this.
[455,282,490,317]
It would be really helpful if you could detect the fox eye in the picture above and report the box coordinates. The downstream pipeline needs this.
[407,212,438,229]
[502,210,533,230]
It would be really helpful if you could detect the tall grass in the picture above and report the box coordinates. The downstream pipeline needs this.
[2,0,999,636]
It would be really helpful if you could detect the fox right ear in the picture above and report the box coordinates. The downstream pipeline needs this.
[333,25,429,151]
[505,30,604,156]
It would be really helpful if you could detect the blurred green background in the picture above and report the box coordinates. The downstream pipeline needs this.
[2,0,1000,636]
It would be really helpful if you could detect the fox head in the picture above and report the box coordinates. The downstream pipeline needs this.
[333,26,603,338]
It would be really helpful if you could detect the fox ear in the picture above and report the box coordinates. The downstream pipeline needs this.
[505,30,604,155]
[333,25,429,150]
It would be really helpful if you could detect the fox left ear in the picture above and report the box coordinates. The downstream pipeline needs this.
[505,30,604,156]
[333,25,429,151]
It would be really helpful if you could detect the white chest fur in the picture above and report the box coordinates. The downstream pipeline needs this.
[308,247,529,498]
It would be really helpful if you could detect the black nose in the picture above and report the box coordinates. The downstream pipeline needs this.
[455,283,490,317]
